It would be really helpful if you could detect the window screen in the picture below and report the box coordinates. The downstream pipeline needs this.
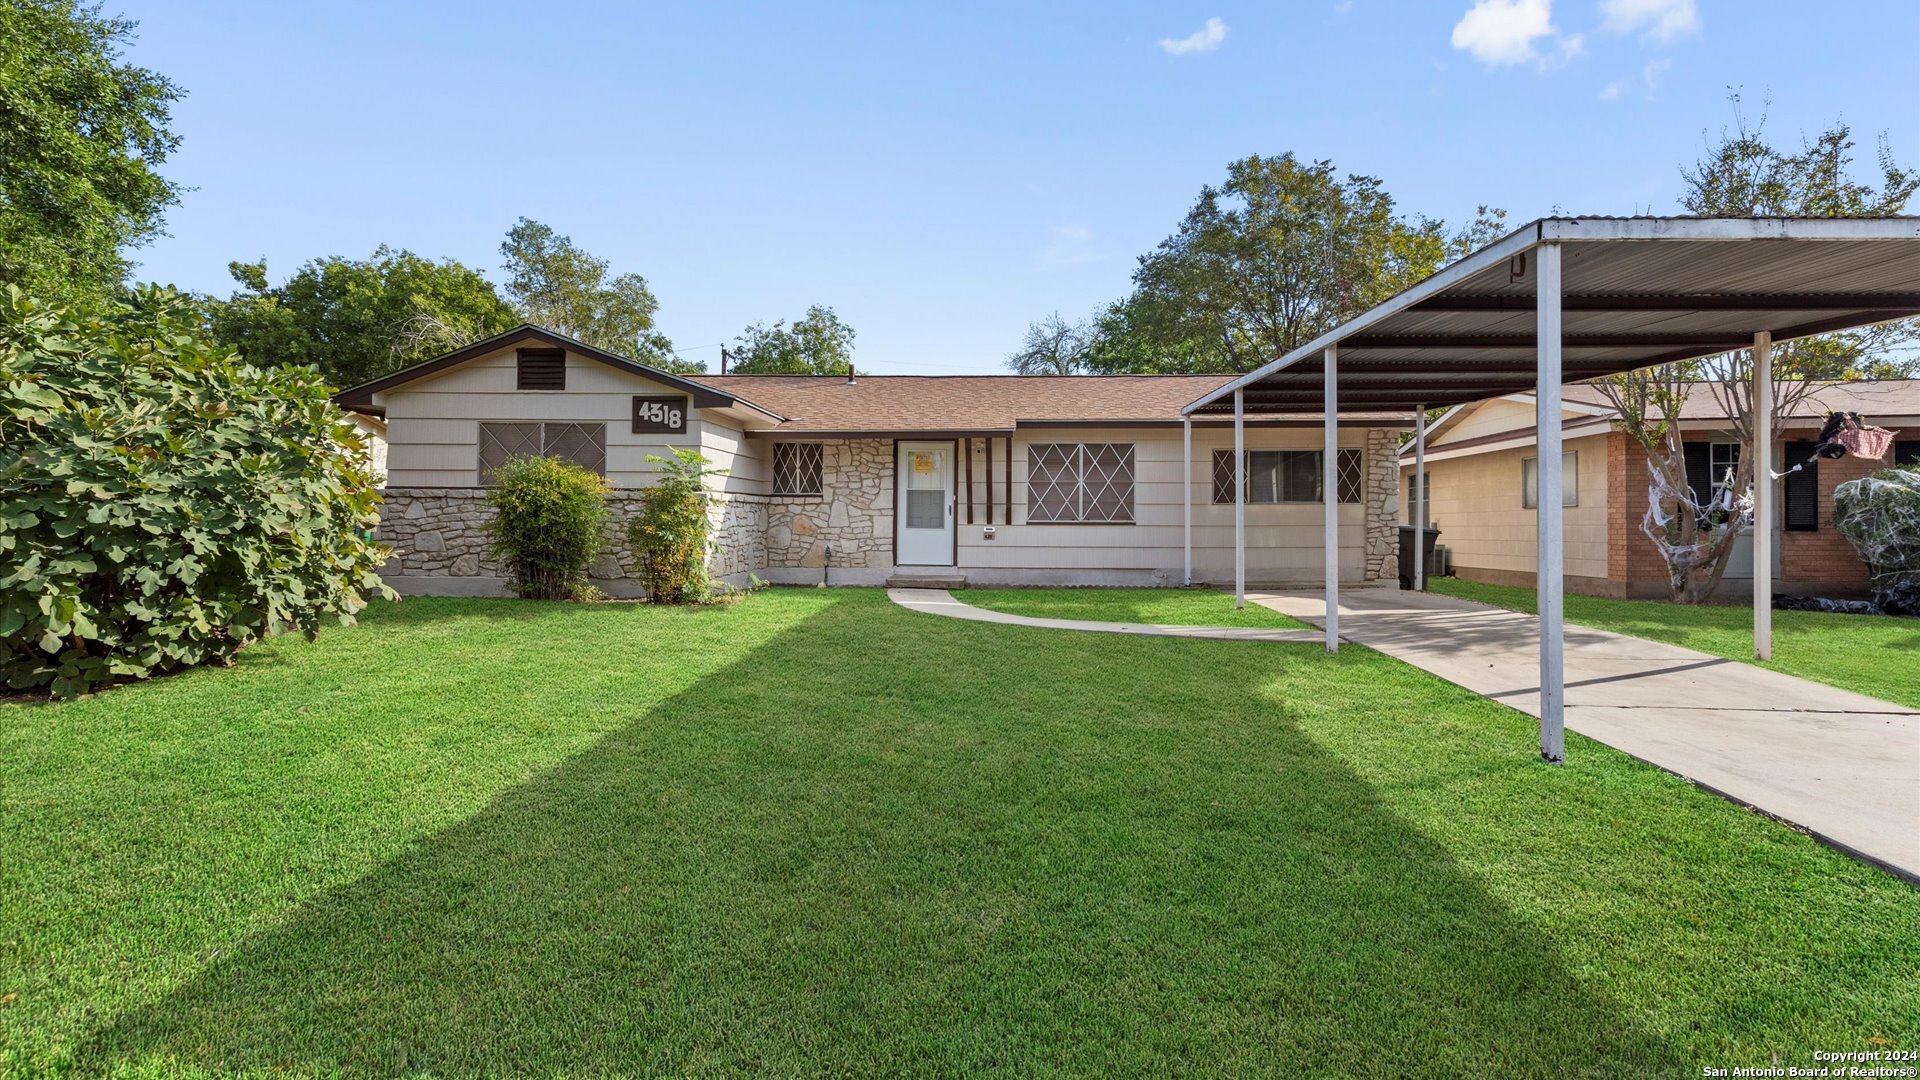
[1210,449,1364,504]
[516,348,566,390]
[1521,452,1578,508]
[772,443,823,496]
[1027,444,1135,523]
[1783,441,1818,531]
[478,421,606,483]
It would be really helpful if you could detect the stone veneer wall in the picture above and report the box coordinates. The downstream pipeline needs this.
[375,488,768,594]
[765,439,894,569]
[1365,428,1401,583]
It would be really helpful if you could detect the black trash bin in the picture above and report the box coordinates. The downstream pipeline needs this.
[1398,525,1441,590]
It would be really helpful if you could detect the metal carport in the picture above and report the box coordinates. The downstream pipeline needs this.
[1181,216,1920,763]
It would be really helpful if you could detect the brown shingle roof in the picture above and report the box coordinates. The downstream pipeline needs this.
[699,374,1239,433]
[1552,379,1920,420]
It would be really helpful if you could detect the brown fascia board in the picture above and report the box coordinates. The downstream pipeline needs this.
[1402,418,1616,458]
[747,417,1415,438]
[330,324,782,418]
[745,427,1012,439]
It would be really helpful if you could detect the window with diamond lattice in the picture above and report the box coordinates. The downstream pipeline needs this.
[1027,443,1134,523]
[772,443,823,496]
[1210,449,1364,503]
[478,421,606,484]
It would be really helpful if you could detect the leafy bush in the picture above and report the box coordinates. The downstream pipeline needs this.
[626,449,725,604]
[484,454,610,600]
[1834,464,1920,585]
[0,286,392,698]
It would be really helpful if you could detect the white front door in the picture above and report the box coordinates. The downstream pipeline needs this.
[896,442,954,566]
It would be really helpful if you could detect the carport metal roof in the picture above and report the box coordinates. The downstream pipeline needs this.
[1183,217,1920,416]
[1177,216,1920,768]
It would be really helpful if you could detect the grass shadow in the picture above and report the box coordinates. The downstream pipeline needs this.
[79,591,1684,1076]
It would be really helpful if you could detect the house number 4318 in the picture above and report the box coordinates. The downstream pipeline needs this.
[632,396,687,434]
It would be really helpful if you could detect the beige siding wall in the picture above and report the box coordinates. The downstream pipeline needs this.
[380,345,768,493]
[951,426,1384,583]
[1434,398,1538,445]
[1404,432,1611,581]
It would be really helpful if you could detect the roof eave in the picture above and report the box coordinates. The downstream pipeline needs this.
[330,324,787,420]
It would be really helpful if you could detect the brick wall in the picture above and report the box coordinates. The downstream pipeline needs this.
[1781,450,1876,592]
[1605,434,1673,597]
[1605,428,1878,598]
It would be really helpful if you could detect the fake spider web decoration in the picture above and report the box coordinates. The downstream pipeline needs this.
[1834,467,1920,587]
[1642,463,1751,594]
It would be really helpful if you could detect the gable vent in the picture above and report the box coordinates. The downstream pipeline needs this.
[517,348,566,391]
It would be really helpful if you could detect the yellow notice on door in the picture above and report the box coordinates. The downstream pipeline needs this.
[912,452,936,474]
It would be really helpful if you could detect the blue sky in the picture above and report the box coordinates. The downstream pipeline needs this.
[119,1,1919,375]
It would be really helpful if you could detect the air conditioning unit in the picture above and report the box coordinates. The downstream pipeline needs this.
[1428,544,1450,577]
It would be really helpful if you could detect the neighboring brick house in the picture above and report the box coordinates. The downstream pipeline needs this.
[334,325,1412,596]
[1401,381,1920,598]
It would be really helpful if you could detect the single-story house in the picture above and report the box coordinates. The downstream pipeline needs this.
[334,325,1412,596]
[1401,380,1920,598]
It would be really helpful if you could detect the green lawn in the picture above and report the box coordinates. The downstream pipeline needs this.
[1428,577,1920,709]
[3,589,1914,1077]
[964,586,1310,629]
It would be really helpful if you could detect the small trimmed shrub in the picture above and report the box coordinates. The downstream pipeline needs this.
[627,449,726,604]
[0,286,392,698]
[484,454,610,600]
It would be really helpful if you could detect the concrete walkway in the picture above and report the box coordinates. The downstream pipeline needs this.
[1249,587,1920,881]
[887,588,1324,644]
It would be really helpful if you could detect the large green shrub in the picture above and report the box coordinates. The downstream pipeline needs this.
[0,286,392,697]
[484,454,610,600]
[1834,464,1920,585]
[626,449,724,604]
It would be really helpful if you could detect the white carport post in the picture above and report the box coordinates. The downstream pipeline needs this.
[1323,344,1340,652]
[1183,415,1193,587]
[1413,403,1427,591]
[1233,388,1245,608]
[1536,242,1566,764]
[1754,330,1774,660]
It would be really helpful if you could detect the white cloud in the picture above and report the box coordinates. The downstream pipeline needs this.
[1159,17,1229,55]
[1450,0,1555,65]
[1334,0,1355,13]
[1599,80,1621,100]
[1641,57,1672,94]
[1600,0,1700,41]
[1038,224,1109,267]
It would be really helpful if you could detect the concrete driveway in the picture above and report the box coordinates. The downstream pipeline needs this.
[1249,587,1920,882]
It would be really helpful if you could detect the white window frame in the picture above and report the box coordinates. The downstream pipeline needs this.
[771,442,824,497]
[1027,443,1136,524]
[1521,451,1578,509]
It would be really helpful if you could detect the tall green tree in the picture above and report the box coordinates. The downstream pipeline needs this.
[1124,154,1460,373]
[0,1,184,304]
[1019,156,1501,376]
[498,218,691,371]
[729,305,857,375]
[205,246,519,389]
[1006,311,1094,375]
[1597,99,1919,602]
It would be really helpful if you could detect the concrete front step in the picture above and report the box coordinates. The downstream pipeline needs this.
[886,572,967,589]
